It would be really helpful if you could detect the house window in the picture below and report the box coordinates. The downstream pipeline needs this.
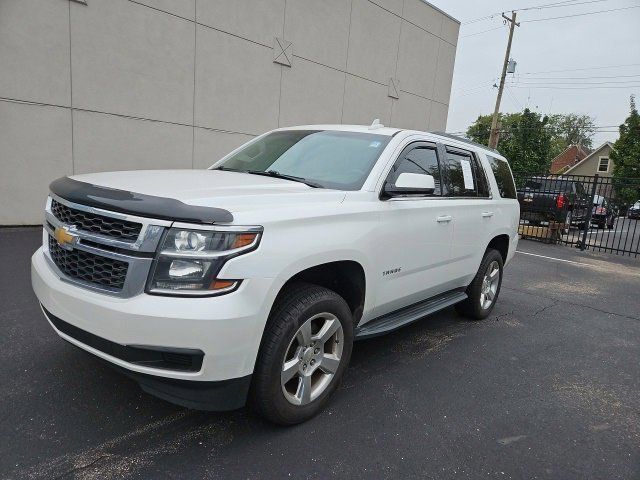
[598,157,610,173]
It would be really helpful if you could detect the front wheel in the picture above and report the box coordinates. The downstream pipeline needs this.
[250,283,353,425]
[456,249,504,320]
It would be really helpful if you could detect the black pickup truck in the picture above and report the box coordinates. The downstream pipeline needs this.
[517,177,590,229]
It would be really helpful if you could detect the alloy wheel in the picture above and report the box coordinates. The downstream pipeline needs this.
[281,313,344,406]
[480,260,500,310]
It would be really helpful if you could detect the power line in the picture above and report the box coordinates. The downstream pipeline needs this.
[510,73,640,80]
[516,0,611,12]
[508,79,640,85]
[461,0,611,24]
[517,62,640,75]
[508,84,640,89]
[522,4,640,22]
[460,25,506,38]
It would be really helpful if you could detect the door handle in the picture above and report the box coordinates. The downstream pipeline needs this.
[437,215,452,223]
[482,212,494,218]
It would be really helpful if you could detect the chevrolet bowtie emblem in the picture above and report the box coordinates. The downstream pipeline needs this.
[54,226,78,250]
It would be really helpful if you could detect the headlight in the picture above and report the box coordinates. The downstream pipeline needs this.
[147,226,262,296]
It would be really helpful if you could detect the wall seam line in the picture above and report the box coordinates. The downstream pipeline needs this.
[68,1,75,175]
[191,1,197,169]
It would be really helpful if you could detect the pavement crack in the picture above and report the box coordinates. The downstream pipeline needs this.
[503,286,640,322]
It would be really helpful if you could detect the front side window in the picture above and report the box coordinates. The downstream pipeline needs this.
[387,146,442,195]
[598,157,610,172]
[213,130,391,190]
[487,155,517,199]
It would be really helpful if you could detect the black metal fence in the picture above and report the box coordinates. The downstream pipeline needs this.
[514,173,640,257]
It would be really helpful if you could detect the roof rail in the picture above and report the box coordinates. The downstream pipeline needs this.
[430,132,500,154]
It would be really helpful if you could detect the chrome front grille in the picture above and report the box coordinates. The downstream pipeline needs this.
[51,199,142,242]
[43,195,170,298]
[48,236,128,290]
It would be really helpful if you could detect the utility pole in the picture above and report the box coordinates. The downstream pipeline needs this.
[488,11,519,149]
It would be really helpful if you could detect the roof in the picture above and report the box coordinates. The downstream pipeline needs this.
[549,144,591,174]
[274,125,507,159]
[564,142,615,173]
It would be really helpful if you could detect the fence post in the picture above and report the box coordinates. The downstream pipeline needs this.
[580,174,599,251]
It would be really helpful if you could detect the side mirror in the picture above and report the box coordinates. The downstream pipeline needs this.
[384,173,435,197]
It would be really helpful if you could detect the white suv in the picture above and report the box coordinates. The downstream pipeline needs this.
[32,123,519,424]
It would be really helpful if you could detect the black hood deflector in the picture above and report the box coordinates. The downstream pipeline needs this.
[50,177,234,224]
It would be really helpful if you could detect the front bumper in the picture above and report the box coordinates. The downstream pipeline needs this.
[32,247,274,409]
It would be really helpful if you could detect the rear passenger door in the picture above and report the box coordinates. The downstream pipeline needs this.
[439,145,493,282]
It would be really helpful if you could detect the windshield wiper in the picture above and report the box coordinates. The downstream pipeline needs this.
[215,166,323,188]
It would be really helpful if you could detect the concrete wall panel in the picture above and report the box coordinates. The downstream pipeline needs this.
[196,0,285,47]
[402,0,442,37]
[0,0,457,224]
[396,20,439,98]
[0,0,70,106]
[279,58,346,128]
[0,101,72,225]
[193,129,255,169]
[284,0,351,70]
[347,0,401,85]
[391,93,431,131]
[369,0,403,15]
[195,26,280,134]
[433,40,456,105]
[441,15,460,46]
[70,0,194,124]
[342,75,392,126]
[72,111,192,174]
[429,101,448,131]
[133,0,195,20]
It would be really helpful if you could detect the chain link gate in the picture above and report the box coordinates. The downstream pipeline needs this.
[515,174,640,257]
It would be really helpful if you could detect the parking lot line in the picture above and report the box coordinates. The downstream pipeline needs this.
[515,250,592,266]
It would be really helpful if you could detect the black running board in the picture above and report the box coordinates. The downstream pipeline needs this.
[355,290,467,339]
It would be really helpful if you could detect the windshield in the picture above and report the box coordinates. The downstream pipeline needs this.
[212,130,392,190]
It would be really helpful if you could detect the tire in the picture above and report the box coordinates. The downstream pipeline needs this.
[249,283,353,425]
[455,249,504,320]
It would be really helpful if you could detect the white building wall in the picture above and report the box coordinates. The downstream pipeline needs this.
[0,0,459,224]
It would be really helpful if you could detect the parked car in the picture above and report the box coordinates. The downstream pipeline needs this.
[31,124,520,424]
[590,195,616,229]
[628,200,640,219]
[517,176,589,231]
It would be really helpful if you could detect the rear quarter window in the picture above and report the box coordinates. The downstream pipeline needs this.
[487,156,517,199]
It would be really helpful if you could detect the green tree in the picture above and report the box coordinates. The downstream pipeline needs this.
[466,109,552,175]
[546,113,596,158]
[611,96,640,204]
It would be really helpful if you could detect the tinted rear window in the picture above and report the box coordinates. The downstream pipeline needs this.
[523,178,574,193]
[487,156,516,199]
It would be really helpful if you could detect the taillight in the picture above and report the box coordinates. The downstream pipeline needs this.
[556,194,566,209]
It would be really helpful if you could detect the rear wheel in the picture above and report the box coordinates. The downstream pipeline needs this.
[250,283,353,425]
[456,249,504,320]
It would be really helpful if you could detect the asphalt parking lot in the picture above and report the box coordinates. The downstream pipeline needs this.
[1,228,639,479]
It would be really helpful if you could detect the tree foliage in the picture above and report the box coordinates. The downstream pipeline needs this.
[466,111,597,175]
[466,109,552,174]
[611,96,640,204]
[546,113,596,158]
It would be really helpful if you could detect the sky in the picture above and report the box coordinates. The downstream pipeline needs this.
[428,0,640,147]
